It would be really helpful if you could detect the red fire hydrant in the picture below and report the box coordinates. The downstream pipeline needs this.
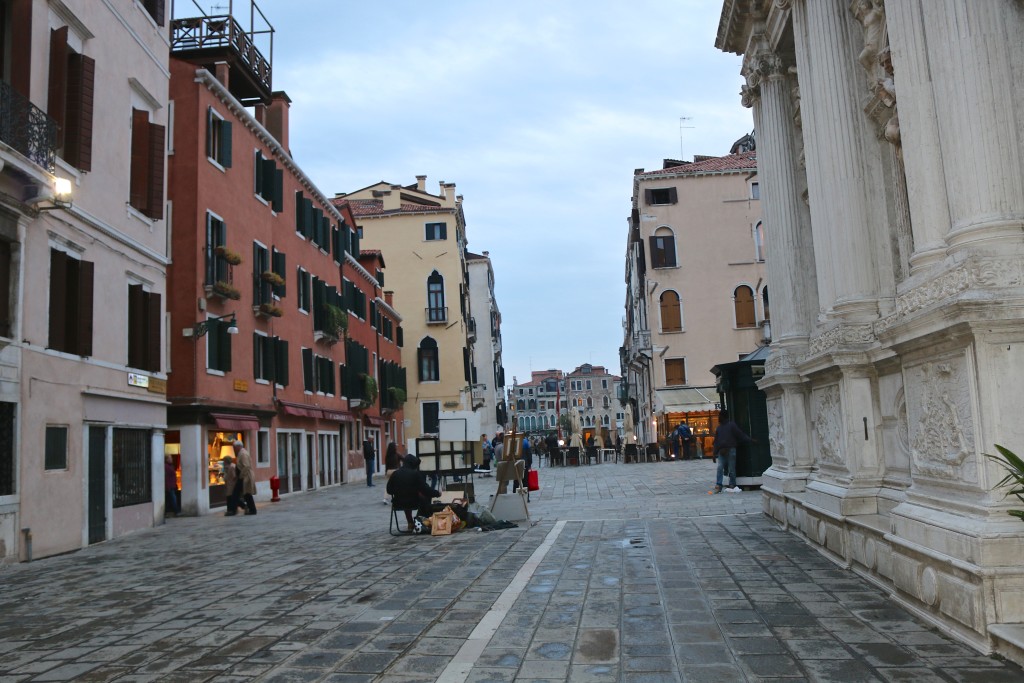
[270,475,281,502]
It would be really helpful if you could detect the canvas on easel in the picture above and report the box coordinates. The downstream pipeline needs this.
[490,424,529,521]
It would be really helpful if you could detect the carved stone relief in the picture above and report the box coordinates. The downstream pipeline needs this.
[906,358,975,482]
[768,398,786,462]
[807,323,876,357]
[894,388,910,457]
[812,384,843,467]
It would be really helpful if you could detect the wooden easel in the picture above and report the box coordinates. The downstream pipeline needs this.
[490,422,530,522]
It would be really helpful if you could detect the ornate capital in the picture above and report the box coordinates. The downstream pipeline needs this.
[755,51,786,80]
[740,82,761,109]
[774,0,793,9]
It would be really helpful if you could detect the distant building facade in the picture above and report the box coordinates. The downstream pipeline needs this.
[340,177,473,444]
[625,151,765,452]
[718,0,1024,660]
[513,365,619,442]
[466,251,506,437]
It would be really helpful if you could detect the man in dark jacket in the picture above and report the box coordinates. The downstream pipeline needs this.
[712,410,754,493]
[387,455,441,532]
[363,438,376,487]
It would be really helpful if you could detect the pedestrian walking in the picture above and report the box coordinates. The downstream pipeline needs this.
[164,454,180,517]
[222,455,238,515]
[477,433,493,474]
[233,440,257,514]
[363,438,377,487]
[679,422,694,460]
[513,436,532,497]
[712,410,753,493]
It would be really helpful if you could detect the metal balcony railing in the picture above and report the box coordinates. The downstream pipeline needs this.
[0,81,57,172]
[426,306,448,324]
[467,317,476,341]
[171,14,272,95]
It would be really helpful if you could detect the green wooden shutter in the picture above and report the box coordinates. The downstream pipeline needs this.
[146,291,161,371]
[219,119,232,168]
[302,347,313,391]
[217,319,232,372]
[260,158,276,201]
[276,338,289,386]
[272,168,283,212]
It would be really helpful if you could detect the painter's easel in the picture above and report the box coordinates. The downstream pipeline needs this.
[490,421,530,522]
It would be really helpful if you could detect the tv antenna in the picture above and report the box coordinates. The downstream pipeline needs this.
[679,116,694,159]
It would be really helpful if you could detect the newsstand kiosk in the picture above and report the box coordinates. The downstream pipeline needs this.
[711,346,772,488]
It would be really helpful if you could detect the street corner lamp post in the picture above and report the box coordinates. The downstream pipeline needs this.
[33,176,74,212]
[189,312,240,339]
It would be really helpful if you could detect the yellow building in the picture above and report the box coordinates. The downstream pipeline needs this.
[335,177,473,442]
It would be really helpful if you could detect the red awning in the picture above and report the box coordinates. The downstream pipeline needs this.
[365,415,385,426]
[322,409,354,423]
[278,401,324,419]
[210,413,261,432]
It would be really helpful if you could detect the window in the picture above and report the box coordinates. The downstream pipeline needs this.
[129,108,165,219]
[141,0,166,25]
[754,221,765,262]
[586,397,593,408]
[425,222,447,241]
[665,358,686,386]
[254,150,283,212]
[586,380,591,390]
[271,248,286,298]
[48,248,93,356]
[302,347,313,392]
[0,403,14,495]
[252,243,271,306]
[418,337,439,382]
[205,316,232,372]
[127,284,161,372]
[427,270,446,322]
[256,430,270,467]
[602,379,608,389]
[296,268,311,311]
[734,285,756,328]
[750,182,760,200]
[204,213,228,286]
[48,27,94,171]
[112,428,151,508]
[603,396,610,408]
[253,333,288,385]
[649,227,677,268]
[422,401,440,435]
[0,237,14,338]
[660,290,682,332]
[762,287,770,322]
[645,187,677,205]
[45,425,68,470]
[206,107,232,168]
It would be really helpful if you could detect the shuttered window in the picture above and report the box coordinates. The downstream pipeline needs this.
[45,425,68,470]
[301,347,314,392]
[665,358,686,386]
[206,107,232,167]
[204,214,228,286]
[48,27,95,171]
[418,337,439,382]
[255,151,283,211]
[127,284,161,372]
[271,248,286,298]
[254,334,288,386]
[644,187,677,205]
[129,108,165,219]
[142,0,166,26]
[252,243,271,305]
[296,267,311,311]
[205,317,232,372]
[734,285,756,328]
[660,290,682,332]
[649,228,677,268]
[48,249,93,356]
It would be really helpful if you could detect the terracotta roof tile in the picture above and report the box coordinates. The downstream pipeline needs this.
[641,151,756,177]
[339,197,451,218]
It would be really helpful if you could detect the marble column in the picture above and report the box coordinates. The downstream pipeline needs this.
[919,2,1024,251]
[792,0,892,320]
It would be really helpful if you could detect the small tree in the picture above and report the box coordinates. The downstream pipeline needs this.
[985,444,1024,521]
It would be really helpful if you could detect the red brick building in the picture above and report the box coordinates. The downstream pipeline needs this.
[165,12,405,514]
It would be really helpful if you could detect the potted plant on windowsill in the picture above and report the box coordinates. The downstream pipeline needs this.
[255,302,283,318]
[387,386,406,407]
[315,303,348,345]
[211,280,241,300]
[214,245,243,266]
[350,374,378,410]
[261,270,285,288]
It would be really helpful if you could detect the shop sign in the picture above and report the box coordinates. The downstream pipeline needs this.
[127,372,149,388]
[234,379,249,392]
[148,378,167,394]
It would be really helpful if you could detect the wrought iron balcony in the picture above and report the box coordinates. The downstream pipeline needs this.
[0,81,57,172]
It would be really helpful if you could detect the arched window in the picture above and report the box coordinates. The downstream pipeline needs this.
[762,287,770,322]
[517,399,526,411]
[427,270,445,322]
[603,414,610,426]
[649,226,677,268]
[734,285,756,328]
[519,416,526,430]
[603,396,610,409]
[528,399,536,410]
[660,290,682,332]
[754,221,765,262]
[417,336,439,381]
[586,397,593,409]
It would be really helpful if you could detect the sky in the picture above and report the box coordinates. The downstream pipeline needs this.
[184,0,751,385]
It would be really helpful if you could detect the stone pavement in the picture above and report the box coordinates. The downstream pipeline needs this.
[0,458,1021,682]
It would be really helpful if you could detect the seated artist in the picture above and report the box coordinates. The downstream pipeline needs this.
[386,455,441,532]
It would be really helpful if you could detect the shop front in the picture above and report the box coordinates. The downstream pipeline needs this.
[655,386,721,458]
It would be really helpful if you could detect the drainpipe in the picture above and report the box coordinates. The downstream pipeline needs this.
[21,527,31,563]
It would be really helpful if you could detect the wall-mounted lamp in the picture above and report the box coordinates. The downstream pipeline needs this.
[33,177,74,212]
[185,312,239,338]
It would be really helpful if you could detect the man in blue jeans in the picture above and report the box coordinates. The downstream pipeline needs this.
[712,409,754,493]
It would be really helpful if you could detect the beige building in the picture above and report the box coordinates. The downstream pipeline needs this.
[466,251,506,437]
[623,148,765,445]
[337,177,474,442]
[0,0,170,560]
[719,0,1024,662]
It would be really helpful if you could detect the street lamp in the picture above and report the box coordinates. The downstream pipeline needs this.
[187,312,239,338]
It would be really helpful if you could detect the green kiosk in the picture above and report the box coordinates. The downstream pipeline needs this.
[711,346,772,487]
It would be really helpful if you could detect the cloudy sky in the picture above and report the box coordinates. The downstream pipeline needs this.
[187,0,751,384]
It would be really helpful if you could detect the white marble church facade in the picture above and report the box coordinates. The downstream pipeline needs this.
[717,0,1024,660]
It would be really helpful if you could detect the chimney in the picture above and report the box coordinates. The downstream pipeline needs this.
[439,181,456,207]
[383,185,401,211]
[214,61,230,89]
[415,175,427,192]
[384,290,394,307]
[482,250,489,258]
[266,91,292,151]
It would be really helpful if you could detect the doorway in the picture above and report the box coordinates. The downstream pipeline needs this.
[305,433,315,490]
[87,426,106,544]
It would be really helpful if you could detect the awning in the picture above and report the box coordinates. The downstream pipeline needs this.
[655,387,718,413]
[277,401,324,419]
[364,415,385,426]
[322,409,354,423]
[210,412,261,432]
